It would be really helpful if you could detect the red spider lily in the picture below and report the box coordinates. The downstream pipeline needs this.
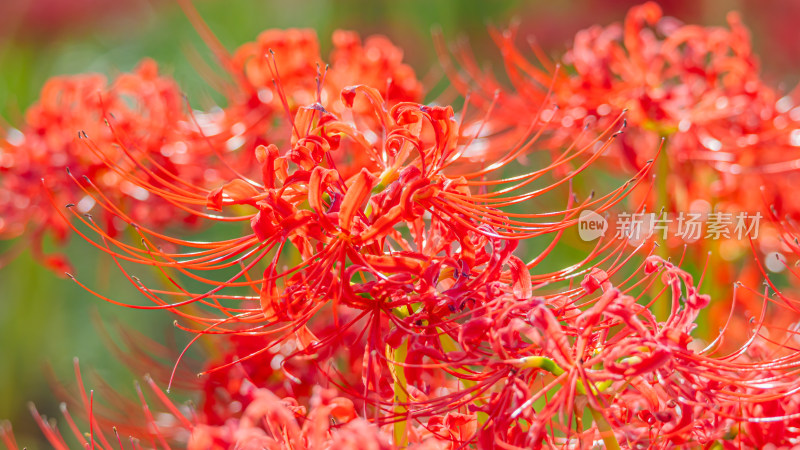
[0,59,220,272]
[20,230,800,448]
[405,251,800,448]
[8,4,800,449]
[196,26,425,183]
[0,359,397,449]
[0,314,379,448]
[1,316,491,449]
[437,2,800,219]
[231,28,422,112]
[42,33,650,446]
[435,1,800,339]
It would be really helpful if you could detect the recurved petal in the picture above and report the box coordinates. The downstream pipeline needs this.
[339,167,377,232]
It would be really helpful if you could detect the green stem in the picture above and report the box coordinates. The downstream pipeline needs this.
[387,340,409,447]
[590,406,621,450]
[438,331,489,424]
[654,134,671,321]
[515,356,612,395]
[515,356,620,448]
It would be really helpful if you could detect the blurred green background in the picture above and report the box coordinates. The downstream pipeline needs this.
[1,0,799,448]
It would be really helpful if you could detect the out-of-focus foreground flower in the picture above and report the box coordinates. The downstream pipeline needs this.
[3,3,800,449]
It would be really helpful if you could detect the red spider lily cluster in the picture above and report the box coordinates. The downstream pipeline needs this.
[4,2,800,448]
[436,1,800,333]
[443,2,800,213]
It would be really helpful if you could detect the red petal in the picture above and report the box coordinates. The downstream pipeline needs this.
[206,179,260,211]
[339,168,376,233]
[360,253,423,274]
